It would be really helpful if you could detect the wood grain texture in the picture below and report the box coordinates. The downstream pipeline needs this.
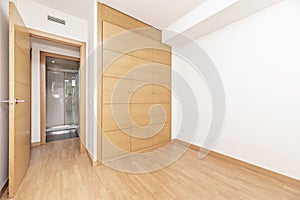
[29,28,82,47]
[130,103,170,126]
[152,123,171,146]
[8,2,31,198]
[102,104,131,131]
[99,3,172,161]
[181,139,300,188]
[79,43,87,153]
[102,4,162,42]
[30,142,40,147]
[41,52,80,62]
[130,138,152,152]
[102,77,133,104]
[102,129,131,160]
[1,138,299,200]
[102,5,149,29]
[97,3,103,162]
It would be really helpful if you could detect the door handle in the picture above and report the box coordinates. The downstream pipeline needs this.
[0,99,28,104]
[15,99,28,104]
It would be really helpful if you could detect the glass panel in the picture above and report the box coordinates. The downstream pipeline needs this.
[46,71,65,127]
[64,72,79,125]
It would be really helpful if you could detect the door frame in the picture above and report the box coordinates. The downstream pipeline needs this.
[40,51,80,144]
[29,28,87,153]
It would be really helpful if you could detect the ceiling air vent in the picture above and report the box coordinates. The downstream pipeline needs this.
[47,15,66,25]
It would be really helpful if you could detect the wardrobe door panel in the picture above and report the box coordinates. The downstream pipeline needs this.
[131,126,153,151]
[149,103,171,125]
[152,84,171,103]
[103,77,132,104]
[103,21,126,40]
[100,4,172,157]
[153,62,171,84]
[129,83,153,104]
[103,21,131,53]
[102,104,131,131]
[152,123,171,146]
[103,50,131,78]
[130,104,152,127]
[129,31,153,61]
[130,49,153,62]
[153,48,172,65]
[102,129,131,160]
[129,56,152,81]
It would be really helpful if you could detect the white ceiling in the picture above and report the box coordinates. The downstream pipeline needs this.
[29,0,208,29]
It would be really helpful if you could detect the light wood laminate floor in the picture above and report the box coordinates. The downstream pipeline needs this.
[1,138,299,200]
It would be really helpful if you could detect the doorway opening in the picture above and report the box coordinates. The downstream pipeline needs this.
[28,29,86,151]
[45,56,80,142]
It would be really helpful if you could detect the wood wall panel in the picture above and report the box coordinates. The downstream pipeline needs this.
[152,84,171,103]
[99,3,172,161]
[131,127,153,151]
[103,20,127,40]
[130,49,153,62]
[128,56,152,81]
[103,21,131,54]
[153,62,171,84]
[130,84,153,104]
[102,5,150,30]
[102,104,131,131]
[153,49,172,65]
[130,103,170,127]
[148,103,171,125]
[102,77,133,104]
[130,104,152,127]
[102,129,131,159]
[152,123,171,146]
[103,50,131,78]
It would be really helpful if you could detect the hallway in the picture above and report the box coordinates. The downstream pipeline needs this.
[1,138,299,200]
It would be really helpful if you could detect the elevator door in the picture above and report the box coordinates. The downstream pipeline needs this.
[46,70,79,128]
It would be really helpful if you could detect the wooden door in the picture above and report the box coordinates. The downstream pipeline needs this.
[8,2,31,198]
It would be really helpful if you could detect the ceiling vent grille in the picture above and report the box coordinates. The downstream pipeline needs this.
[47,15,66,25]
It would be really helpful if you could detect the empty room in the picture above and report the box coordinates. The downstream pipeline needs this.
[0,0,299,199]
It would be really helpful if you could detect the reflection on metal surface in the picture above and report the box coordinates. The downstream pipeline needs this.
[46,56,80,142]
[46,128,78,142]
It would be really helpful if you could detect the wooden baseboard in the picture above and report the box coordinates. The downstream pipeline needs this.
[174,139,300,187]
[80,140,87,154]
[87,151,100,167]
[31,142,40,147]
[0,179,8,198]
[80,140,101,167]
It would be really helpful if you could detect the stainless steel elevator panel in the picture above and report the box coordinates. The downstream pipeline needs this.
[46,56,80,142]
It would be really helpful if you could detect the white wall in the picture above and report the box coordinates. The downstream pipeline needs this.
[173,0,300,180]
[31,38,80,142]
[14,0,88,42]
[0,0,9,191]
[86,0,98,160]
